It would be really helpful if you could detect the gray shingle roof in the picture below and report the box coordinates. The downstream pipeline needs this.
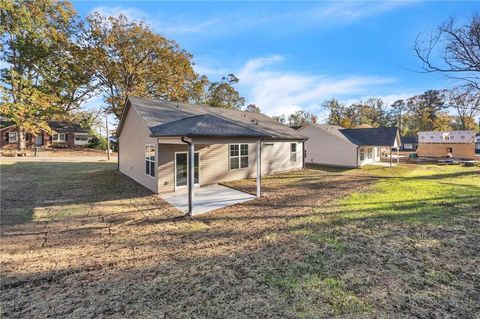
[401,136,418,144]
[150,114,269,137]
[340,127,399,146]
[48,121,89,133]
[125,97,306,140]
[304,124,399,146]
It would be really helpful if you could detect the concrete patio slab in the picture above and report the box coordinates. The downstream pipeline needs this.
[160,184,256,215]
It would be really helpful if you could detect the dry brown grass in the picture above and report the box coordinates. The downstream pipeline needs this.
[1,161,478,318]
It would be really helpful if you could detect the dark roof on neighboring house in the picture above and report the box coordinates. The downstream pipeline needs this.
[401,136,418,144]
[48,121,89,133]
[305,124,399,146]
[0,119,15,129]
[340,127,400,146]
[119,97,307,140]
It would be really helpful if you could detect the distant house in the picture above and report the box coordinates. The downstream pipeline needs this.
[296,124,401,167]
[116,97,306,214]
[0,120,90,149]
[48,121,90,148]
[416,130,475,159]
[401,136,418,151]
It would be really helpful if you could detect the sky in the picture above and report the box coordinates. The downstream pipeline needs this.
[73,0,479,121]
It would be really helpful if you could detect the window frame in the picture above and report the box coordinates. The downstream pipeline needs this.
[145,144,156,178]
[8,132,18,143]
[359,148,365,161]
[229,143,249,170]
[52,133,66,143]
[290,143,297,163]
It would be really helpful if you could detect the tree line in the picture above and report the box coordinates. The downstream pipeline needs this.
[271,13,480,135]
[0,0,246,149]
[322,89,479,135]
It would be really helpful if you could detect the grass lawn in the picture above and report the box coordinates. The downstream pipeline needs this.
[1,160,479,318]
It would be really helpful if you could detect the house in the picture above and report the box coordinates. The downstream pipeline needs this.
[0,120,90,149]
[296,124,401,167]
[116,97,307,214]
[47,121,90,148]
[416,130,475,159]
[400,136,418,151]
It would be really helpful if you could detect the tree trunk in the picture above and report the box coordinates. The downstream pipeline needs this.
[18,127,26,150]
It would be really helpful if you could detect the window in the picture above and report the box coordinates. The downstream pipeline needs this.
[8,132,18,143]
[367,148,373,159]
[359,149,365,161]
[145,144,155,177]
[52,133,66,142]
[404,143,413,149]
[74,134,88,142]
[290,143,297,163]
[230,144,248,169]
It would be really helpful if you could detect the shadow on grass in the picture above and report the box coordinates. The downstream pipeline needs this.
[1,161,153,227]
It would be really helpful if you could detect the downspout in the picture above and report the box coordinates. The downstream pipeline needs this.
[302,139,307,170]
[356,147,359,168]
[117,137,120,171]
[181,136,193,216]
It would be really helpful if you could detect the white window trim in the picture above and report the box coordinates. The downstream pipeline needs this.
[174,151,200,190]
[8,132,18,143]
[145,144,156,178]
[290,143,297,163]
[52,133,66,143]
[229,143,249,170]
[359,148,365,161]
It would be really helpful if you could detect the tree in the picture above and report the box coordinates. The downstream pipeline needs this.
[288,109,317,127]
[448,87,480,130]
[272,114,286,124]
[415,14,480,90]
[406,90,447,132]
[322,98,357,128]
[386,99,408,134]
[0,0,83,149]
[245,104,261,113]
[205,74,245,110]
[85,13,201,118]
[351,98,387,127]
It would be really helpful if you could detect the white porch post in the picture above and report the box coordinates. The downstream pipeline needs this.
[256,141,261,198]
[397,147,400,164]
[390,148,392,167]
[188,142,195,215]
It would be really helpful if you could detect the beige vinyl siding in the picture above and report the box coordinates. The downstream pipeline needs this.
[157,141,303,194]
[299,125,358,167]
[118,107,158,193]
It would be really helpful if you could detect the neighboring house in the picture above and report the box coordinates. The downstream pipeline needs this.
[416,130,476,159]
[0,120,89,149]
[296,124,401,167]
[48,121,90,148]
[116,97,307,214]
[401,136,418,151]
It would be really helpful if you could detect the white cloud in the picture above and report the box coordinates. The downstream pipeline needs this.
[233,55,396,117]
[89,1,416,37]
[90,6,221,35]
[90,6,146,21]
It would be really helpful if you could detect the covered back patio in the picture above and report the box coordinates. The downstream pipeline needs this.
[155,133,266,216]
